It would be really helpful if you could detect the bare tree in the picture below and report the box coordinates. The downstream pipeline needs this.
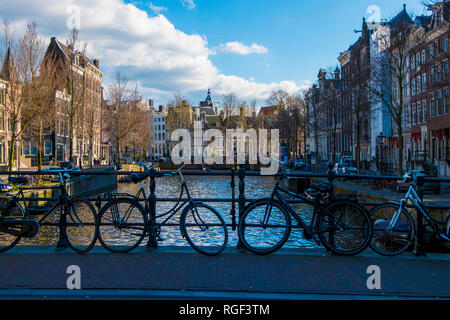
[1,22,52,171]
[306,85,320,172]
[106,72,142,165]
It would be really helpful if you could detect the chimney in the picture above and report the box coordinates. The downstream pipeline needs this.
[149,99,154,107]
[93,59,99,68]
[159,105,163,112]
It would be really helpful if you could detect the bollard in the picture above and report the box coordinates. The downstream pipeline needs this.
[230,169,237,231]
[415,175,426,256]
[146,168,158,249]
[237,167,246,249]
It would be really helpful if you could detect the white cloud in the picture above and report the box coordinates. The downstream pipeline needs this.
[180,0,196,10]
[0,0,302,105]
[148,2,167,14]
[216,42,268,55]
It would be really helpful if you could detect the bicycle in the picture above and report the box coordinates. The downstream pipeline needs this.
[97,166,229,256]
[237,167,373,256]
[369,173,450,256]
[0,170,99,254]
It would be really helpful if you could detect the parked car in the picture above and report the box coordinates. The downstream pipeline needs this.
[0,178,13,193]
[59,161,77,170]
[395,170,441,194]
[293,160,306,170]
[333,163,357,176]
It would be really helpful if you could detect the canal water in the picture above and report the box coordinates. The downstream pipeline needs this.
[8,175,319,249]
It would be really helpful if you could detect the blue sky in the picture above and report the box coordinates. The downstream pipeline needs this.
[0,0,430,107]
[129,0,427,99]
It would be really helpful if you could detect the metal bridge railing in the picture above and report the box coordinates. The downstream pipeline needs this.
[1,164,449,255]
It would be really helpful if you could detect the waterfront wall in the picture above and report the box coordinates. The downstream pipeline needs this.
[66,167,118,197]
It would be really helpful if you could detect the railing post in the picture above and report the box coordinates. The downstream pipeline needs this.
[415,175,426,256]
[237,167,246,249]
[327,161,335,193]
[146,168,158,249]
[230,170,237,231]
[56,188,69,250]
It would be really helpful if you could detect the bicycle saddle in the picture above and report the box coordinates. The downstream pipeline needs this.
[309,182,332,193]
[8,176,28,185]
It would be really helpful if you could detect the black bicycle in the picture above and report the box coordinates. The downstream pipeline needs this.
[97,167,229,256]
[238,170,373,256]
[0,171,99,254]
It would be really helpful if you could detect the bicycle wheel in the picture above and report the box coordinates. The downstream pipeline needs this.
[0,196,24,253]
[64,198,99,254]
[238,199,291,255]
[180,203,228,256]
[369,203,415,256]
[98,198,147,253]
[316,201,372,256]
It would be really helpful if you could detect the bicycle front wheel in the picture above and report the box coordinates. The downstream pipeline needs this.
[316,201,372,256]
[0,196,24,253]
[369,203,415,256]
[180,204,228,256]
[238,199,291,255]
[65,198,99,254]
[98,198,147,253]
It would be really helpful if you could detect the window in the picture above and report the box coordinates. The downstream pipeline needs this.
[44,141,52,156]
[430,94,435,117]
[412,103,417,125]
[422,74,426,92]
[437,64,442,82]
[430,67,434,85]
[444,61,449,80]
[429,45,434,58]
[417,76,421,94]
[444,37,449,52]
[22,141,30,156]
[445,88,449,114]
[393,81,398,100]
[421,50,426,64]
[8,118,14,132]
[405,74,409,97]
[437,90,442,116]
[0,90,5,106]
[418,101,422,124]
[435,41,440,55]
[30,142,37,156]
[411,77,416,96]
[411,55,416,69]
[422,99,427,122]
[416,53,421,67]
[0,110,4,131]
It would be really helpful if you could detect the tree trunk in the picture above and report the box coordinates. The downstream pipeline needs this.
[397,123,404,176]
[69,118,74,163]
[356,123,361,174]
[8,135,16,172]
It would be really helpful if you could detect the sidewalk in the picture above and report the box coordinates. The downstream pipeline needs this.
[0,246,449,299]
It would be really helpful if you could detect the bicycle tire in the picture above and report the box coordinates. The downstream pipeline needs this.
[98,198,147,253]
[64,198,99,254]
[180,203,228,256]
[369,203,415,256]
[0,195,25,253]
[238,199,291,256]
[316,200,372,256]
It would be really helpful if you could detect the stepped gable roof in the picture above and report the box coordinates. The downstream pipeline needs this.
[258,105,278,117]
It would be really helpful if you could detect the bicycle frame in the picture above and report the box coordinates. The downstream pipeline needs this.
[392,184,449,240]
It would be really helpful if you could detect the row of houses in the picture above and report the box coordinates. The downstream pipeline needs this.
[307,2,450,177]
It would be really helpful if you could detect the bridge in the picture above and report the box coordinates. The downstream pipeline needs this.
[0,167,449,299]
